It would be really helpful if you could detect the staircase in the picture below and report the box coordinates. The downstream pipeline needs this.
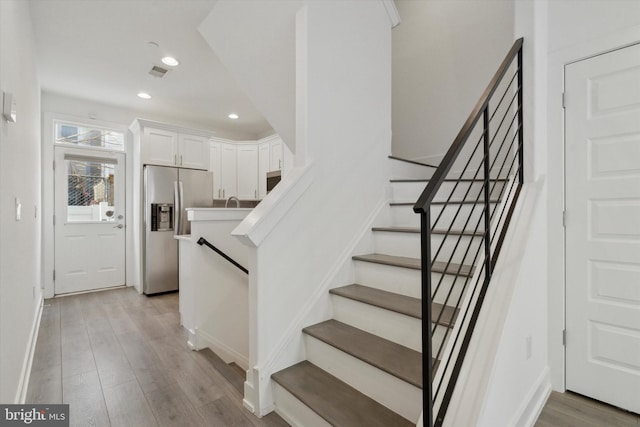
[271,37,524,426]
[271,158,488,426]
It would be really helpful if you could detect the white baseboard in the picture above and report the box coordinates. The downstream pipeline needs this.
[197,328,249,371]
[15,295,44,403]
[509,368,552,427]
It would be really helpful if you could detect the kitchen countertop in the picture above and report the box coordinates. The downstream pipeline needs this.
[187,207,252,222]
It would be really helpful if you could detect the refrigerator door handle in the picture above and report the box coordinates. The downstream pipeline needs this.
[178,181,185,235]
[174,181,181,236]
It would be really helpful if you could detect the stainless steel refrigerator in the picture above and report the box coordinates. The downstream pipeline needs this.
[143,165,213,295]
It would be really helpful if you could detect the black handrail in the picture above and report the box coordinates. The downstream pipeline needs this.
[197,237,248,274]
[412,38,524,427]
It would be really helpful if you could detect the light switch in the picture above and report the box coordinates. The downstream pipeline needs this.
[15,197,21,221]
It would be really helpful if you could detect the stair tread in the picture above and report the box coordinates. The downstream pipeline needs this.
[304,320,424,388]
[390,199,500,206]
[353,253,475,277]
[330,284,459,327]
[372,226,483,237]
[272,360,414,427]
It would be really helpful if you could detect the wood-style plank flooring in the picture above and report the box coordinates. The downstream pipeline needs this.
[26,287,288,427]
[535,391,639,427]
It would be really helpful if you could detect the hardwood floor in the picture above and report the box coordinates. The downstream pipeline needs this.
[535,391,639,427]
[26,287,288,427]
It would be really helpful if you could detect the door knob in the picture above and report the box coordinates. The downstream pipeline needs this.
[114,224,124,229]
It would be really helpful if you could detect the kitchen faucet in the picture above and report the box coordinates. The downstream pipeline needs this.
[225,196,240,208]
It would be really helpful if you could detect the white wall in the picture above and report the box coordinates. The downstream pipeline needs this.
[392,0,514,164]
[543,0,640,394]
[203,0,395,415]
[199,0,301,152]
[0,0,43,403]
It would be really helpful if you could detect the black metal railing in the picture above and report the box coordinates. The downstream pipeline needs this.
[413,38,524,427]
[197,237,249,274]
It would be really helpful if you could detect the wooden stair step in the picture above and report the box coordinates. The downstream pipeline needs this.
[372,226,483,237]
[330,284,459,327]
[304,319,424,388]
[353,253,475,277]
[272,360,414,427]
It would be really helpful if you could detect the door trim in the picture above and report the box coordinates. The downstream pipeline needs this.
[42,112,129,298]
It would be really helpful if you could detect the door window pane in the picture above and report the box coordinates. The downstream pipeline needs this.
[55,122,124,151]
[66,159,116,222]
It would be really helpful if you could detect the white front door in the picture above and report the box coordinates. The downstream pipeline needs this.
[565,43,640,414]
[54,146,126,294]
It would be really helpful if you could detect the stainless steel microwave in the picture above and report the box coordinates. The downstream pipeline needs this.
[266,170,281,193]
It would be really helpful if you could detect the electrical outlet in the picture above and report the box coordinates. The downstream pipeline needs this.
[525,335,533,360]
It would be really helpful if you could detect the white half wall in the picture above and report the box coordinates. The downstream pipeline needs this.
[0,0,43,403]
[392,0,515,163]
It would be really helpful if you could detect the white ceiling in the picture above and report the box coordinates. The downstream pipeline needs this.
[29,0,273,138]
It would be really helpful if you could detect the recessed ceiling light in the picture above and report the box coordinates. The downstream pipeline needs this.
[137,92,152,99]
[161,56,180,67]
[228,113,239,120]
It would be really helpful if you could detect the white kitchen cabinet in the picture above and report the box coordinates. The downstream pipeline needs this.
[142,127,178,167]
[210,142,221,198]
[209,134,289,200]
[178,134,210,170]
[270,138,283,171]
[258,143,271,199]
[237,144,259,200]
[219,143,237,199]
[136,120,210,170]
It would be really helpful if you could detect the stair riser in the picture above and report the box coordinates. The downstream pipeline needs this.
[273,384,333,427]
[304,335,422,423]
[391,159,435,180]
[390,202,492,230]
[373,231,483,265]
[390,180,506,203]
[353,261,467,307]
[330,295,450,354]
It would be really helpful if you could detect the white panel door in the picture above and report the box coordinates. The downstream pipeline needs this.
[565,43,640,414]
[178,133,209,170]
[54,147,126,294]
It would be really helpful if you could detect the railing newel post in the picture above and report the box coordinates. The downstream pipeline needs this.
[517,45,524,184]
[483,107,492,283]
[421,211,434,427]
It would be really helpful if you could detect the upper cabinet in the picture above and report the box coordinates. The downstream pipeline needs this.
[178,134,210,170]
[209,134,291,200]
[132,119,211,171]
